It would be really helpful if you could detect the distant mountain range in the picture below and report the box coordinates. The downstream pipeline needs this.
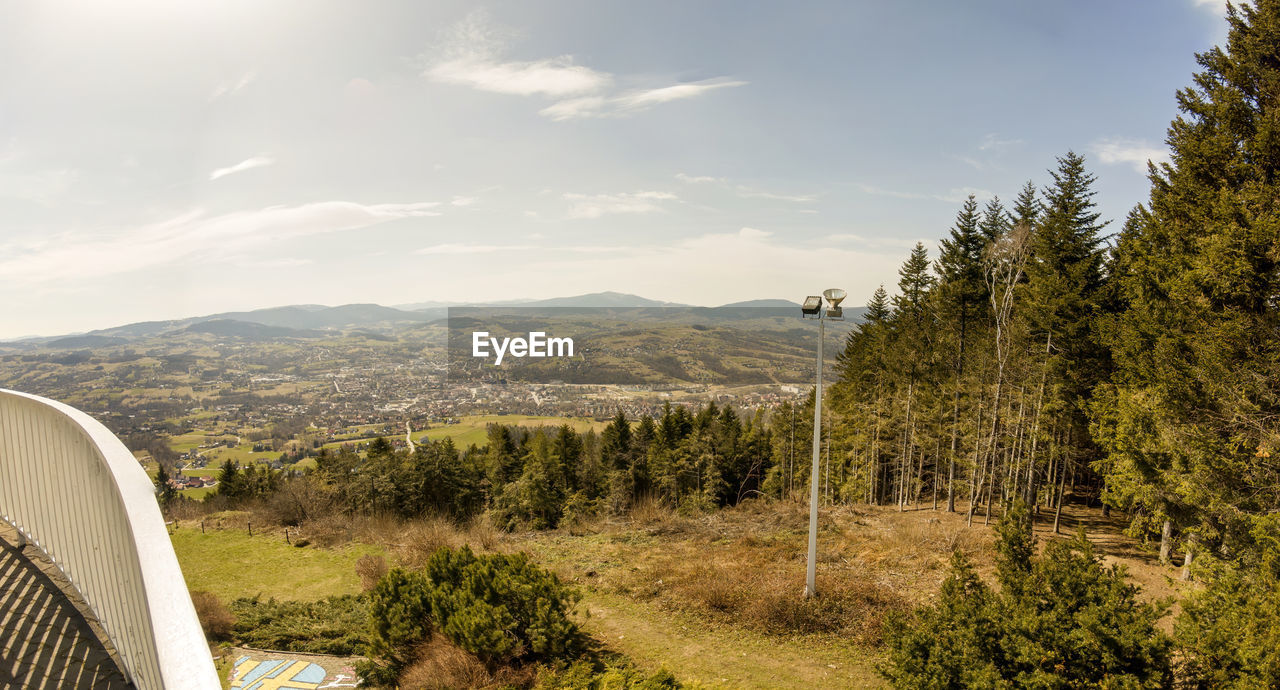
[5,292,862,347]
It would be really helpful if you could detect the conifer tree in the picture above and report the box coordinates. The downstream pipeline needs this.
[1098,0,1280,563]
[936,196,990,511]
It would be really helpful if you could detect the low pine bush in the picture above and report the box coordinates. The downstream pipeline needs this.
[362,546,585,684]
[881,501,1172,688]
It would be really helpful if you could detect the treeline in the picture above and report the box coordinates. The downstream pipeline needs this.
[815,154,1107,530]
[203,403,777,530]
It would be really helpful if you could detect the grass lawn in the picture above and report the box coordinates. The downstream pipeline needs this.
[179,486,217,500]
[412,414,610,449]
[170,525,384,602]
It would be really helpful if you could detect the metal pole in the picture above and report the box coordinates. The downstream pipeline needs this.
[804,315,824,598]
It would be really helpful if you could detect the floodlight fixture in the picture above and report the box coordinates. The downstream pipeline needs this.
[801,296,822,316]
[823,288,846,308]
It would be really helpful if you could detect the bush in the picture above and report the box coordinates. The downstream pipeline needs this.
[1175,563,1280,687]
[422,546,584,664]
[190,590,234,640]
[363,567,434,684]
[535,660,682,690]
[362,546,585,684]
[881,501,1172,688]
[356,554,388,591]
[227,594,367,655]
[398,638,508,690]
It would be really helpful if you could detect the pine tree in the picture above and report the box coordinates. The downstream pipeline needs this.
[937,195,988,368]
[1098,0,1280,563]
[936,197,991,511]
[980,195,1012,245]
[154,462,176,507]
[1026,151,1109,399]
[1011,180,1039,233]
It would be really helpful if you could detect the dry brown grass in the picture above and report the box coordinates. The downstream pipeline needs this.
[465,512,502,551]
[398,638,536,690]
[355,554,388,591]
[189,590,234,640]
[582,500,999,644]
[394,516,468,568]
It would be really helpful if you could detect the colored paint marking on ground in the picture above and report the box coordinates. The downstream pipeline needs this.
[229,654,362,689]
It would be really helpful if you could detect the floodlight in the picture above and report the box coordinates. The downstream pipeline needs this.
[826,306,843,319]
[801,296,822,315]
[823,288,846,308]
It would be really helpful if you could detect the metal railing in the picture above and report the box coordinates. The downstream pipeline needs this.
[0,389,220,689]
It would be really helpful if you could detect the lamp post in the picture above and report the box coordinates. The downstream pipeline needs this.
[800,288,845,598]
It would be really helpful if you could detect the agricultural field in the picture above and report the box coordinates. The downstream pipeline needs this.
[411,414,612,448]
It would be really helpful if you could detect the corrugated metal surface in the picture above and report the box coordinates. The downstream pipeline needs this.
[0,389,219,689]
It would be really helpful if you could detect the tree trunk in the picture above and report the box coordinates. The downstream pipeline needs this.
[966,397,985,527]
[1052,460,1068,534]
[948,381,959,512]
[1159,518,1173,565]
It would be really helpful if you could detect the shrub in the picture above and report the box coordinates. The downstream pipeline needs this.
[190,590,234,641]
[356,554,388,591]
[227,594,367,655]
[1175,563,1280,687]
[398,638,501,690]
[535,660,682,690]
[363,567,434,684]
[362,546,585,683]
[422,546,584,664]
[881,501,1172,688]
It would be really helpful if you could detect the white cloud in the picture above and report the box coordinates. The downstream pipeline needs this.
[615,79,747,109]
[429,56,610,97]
[735,186,818,203]
[451,196,477,206]
[563,191,678,219]
[539,96,608,120]
[676,173,723,184]
[541,79,747,121]
[0,201,441,285]
[1091,137,1172,173]
[210,156,274,181]
[417,243,532,255]
[979,133,1023,152]
[428,13,743,121]
[1192,0,1230,15]
[425,11,610,97]
[209,70,257,101]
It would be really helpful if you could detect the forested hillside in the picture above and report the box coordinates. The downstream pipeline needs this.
[820,2,1280,683]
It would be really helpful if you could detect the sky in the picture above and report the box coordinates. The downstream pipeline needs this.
[0,0,1233,339]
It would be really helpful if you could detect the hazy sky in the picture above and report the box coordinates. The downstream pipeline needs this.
[0,0,1230,339]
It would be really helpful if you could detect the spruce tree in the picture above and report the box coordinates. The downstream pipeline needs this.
[936,196,990,512]
[1011,180,1039,232]
[1098,0,1280,563]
